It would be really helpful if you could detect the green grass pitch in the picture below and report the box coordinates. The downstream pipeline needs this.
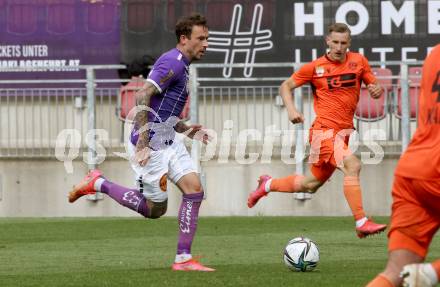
[0,217,438,287]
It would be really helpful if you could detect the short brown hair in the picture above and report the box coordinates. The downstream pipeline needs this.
[175,13,207,42]
[328,23,351,36]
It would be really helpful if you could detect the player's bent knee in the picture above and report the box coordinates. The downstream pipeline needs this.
[146,200,168,219]
[193,183,203,193]
[177,173,204,194]
[308,186,320,194]
[302,180,323,193]
[148,213,162,219]
[307,184,322,194]
[183,183,203,194]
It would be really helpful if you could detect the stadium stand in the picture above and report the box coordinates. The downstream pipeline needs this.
[7,1,38,35]
[126,0,157,33]
[203,0,274,30]
[47,0,76,35]
[166,0,197,32]
[85,0,118,34]
[395,66,422,120]
[355,67,392,122]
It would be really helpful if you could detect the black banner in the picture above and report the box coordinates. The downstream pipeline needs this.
[0,0,438,80]
[121,0,439,77]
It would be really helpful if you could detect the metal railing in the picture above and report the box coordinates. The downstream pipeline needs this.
[191,61,423,155]
[0,62,422,160]
[0,65,126,166]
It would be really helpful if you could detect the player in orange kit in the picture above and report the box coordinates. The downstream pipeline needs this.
[366,44,440,287]
[248,23,386,238]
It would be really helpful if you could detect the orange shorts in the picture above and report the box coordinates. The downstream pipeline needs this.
[308,124,352,182]
[388,175,440,258]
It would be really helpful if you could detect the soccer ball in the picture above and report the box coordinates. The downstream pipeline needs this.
[283,237,319,272]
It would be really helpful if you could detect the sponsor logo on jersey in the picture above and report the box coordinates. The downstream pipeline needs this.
[160,69,174,85]
[315,66,324,77]
[348,61,358,71]
[327,73,357,89]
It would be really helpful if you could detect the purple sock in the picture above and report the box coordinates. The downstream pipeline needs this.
[176,192,204,255]
[100,180,149,217]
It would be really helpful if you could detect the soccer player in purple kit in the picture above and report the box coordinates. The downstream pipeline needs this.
[68,14,214,272]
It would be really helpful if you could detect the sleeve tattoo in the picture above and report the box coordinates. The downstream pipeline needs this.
[134,81,159,149]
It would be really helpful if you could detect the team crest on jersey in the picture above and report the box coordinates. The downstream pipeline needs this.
[348,61,358,70]
[160,69,174,84]
[315,66,325,77]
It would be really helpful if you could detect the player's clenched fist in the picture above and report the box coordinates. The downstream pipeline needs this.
[367,83,384,99]
[288,110,305,124]
[135,143,151,166]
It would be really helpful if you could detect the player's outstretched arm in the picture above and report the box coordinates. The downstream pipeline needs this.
[175,121,211,144]
[280,78,304,124]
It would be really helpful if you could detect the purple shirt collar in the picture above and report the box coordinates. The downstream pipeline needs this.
[175,48,191,65]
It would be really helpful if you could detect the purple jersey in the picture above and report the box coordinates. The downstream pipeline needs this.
[131,48,190,148]
[147,48,190,123]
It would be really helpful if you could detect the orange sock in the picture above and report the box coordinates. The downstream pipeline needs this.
[366,274,394,287]
[343,176,366,220]
[432,260,440,281]
[269,175,304,193]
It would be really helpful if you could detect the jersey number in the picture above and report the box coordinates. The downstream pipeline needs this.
[433,70,440,102]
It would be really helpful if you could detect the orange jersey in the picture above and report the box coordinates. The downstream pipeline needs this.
[395,44,440,180]
[292,52,377,130]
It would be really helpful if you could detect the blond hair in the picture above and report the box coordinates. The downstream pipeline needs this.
[328,23,351,36]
